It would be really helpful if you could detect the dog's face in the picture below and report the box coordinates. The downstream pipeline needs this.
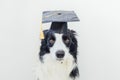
[39,30,77,63]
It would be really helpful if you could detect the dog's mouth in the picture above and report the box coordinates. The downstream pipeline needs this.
[56,58,64,61]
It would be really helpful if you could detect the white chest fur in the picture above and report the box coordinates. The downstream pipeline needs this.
[36,54,76,80]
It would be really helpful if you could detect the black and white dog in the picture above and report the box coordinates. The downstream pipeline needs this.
[37,29,79,80]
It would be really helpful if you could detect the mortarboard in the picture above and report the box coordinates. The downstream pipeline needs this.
[40,11,80,39]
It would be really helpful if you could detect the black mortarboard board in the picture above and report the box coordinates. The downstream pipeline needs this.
[42,11,80,34]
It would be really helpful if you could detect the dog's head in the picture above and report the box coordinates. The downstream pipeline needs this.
[39,29,78,63]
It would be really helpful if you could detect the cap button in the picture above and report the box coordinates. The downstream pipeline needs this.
[57,13,62,15]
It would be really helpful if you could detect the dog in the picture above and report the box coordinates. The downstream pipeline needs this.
[36,29,79,80]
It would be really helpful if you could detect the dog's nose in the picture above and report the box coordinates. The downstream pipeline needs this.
[56,50,65,58]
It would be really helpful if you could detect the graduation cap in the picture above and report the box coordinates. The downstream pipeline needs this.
[40,11,80,39]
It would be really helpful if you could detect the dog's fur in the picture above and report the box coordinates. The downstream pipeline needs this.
[36,29,79,80]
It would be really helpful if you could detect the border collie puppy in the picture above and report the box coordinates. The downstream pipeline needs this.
[36,29,79,80]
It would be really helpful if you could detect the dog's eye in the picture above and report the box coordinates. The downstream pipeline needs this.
[62,35,70,44]
[49,39,55,44]
[64,39,70,44]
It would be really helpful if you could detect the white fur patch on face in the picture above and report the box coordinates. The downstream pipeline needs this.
[50,33,69,60]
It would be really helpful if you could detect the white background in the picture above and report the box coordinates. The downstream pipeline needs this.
[0,0,120,80]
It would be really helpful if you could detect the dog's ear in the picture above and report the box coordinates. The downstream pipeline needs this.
[69,30,78,46]
[39,30,50,58]
[69,30,78,62]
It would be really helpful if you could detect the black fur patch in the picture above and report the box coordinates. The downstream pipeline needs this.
[68,30,78,62]
[70,67,79,79]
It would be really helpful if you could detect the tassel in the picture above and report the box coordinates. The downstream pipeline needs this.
[40,20,44,39]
